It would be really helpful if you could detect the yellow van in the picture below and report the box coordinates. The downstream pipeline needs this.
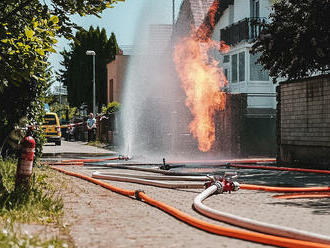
[42,112,61,146]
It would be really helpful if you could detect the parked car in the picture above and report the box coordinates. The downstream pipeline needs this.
[42,112,61,145]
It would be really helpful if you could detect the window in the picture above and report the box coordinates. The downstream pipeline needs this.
[239,52,245,82]
[231,54,237,83]
[223,55,230,63]
[231,52,246,83]
[224,68,229,82]
[43,115,56,125]
[109,79,114,102]
[251,0,260,18]
[250,53,269,81]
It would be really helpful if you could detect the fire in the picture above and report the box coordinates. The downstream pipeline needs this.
[173,1,229,152]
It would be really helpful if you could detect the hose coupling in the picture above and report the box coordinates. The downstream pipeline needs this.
[214,181,224,194]
[135,190,145,201]
[231,181,240,191]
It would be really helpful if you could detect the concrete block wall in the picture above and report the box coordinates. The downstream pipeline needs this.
[278,74,330,168]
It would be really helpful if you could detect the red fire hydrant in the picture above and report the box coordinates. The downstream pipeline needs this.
[16,132,35,189]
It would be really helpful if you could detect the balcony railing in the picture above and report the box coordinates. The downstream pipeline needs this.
[220,18,266,45]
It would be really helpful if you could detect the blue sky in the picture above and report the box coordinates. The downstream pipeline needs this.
[49,0,183,79]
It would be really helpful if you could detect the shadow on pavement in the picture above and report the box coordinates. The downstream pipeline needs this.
[269,198,330,215]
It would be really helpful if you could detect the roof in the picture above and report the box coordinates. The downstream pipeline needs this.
[189,0,215,28]
[175,0,234,39]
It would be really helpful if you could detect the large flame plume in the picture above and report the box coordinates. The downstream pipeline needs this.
[173,1,229,152]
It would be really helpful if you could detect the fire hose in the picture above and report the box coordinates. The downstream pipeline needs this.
[51,166,329,248]
[43,156,129,167]
[273,192,330,199]
[92,171,209,181]
[193,184,330,245]
[100,164,330,192]
[102,163,225,176]
[92,170,330,244]
[92,171,205,189]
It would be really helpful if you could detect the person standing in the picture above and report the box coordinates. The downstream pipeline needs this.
[87,113,96,142]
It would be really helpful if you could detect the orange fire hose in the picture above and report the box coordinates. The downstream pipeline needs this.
[138,192,329,248]
[50,166,135,197]
[59,156,127,163]
[167,158,276,164]
[240,184,330,192]
[273,193,330,199]
[50,166,329,248]
[220,164,330,174]
[41,161,84,166]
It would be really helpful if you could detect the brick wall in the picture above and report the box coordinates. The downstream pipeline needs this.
[278,74,330,168]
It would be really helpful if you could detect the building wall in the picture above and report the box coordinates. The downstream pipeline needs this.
[233,0,250,22]
[278,74,330,168]
[260,0,273,20]
[214,93,247,157]
[211,0,276,110]
[106,55,129,104]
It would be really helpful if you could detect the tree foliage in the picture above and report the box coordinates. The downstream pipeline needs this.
[50,103,77,121]
[102,101,120,115]
[58,27,119,112]
[0,0,123,157]
[252,0,330,81]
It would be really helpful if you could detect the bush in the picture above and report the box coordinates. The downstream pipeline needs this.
[101,101,120,115]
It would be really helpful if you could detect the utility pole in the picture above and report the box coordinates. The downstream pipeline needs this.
[86,50,96,116]
[172,0,175,26]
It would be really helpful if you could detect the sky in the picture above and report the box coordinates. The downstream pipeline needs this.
[49,0,183,85]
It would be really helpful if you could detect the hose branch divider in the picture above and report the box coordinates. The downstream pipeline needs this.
[51,166,330,248]
[194,185,330,245]
[99,164,330,193]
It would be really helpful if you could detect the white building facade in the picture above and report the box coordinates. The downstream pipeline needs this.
[212,0,276,117]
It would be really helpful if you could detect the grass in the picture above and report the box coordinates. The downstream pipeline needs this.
[0,159,71,247]
[0,228,68,248]
[0,159,63,223]
[86,140,104,147]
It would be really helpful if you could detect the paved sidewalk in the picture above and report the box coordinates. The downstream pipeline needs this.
[52,164,330,248]
[42,140,116,158]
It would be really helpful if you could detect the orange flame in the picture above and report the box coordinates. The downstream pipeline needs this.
[173,1,229,152]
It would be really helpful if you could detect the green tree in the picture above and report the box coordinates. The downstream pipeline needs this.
[58,27,119,112]
[102,101,120,115]
[0,0,123,157]
[252,0,330,81]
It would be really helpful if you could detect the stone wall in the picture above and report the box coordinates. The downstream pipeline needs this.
[278,74,330,168]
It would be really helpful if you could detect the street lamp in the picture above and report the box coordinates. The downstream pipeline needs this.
[86,50,96,116]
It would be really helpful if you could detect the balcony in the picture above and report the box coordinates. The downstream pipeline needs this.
[220,18,266,46]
